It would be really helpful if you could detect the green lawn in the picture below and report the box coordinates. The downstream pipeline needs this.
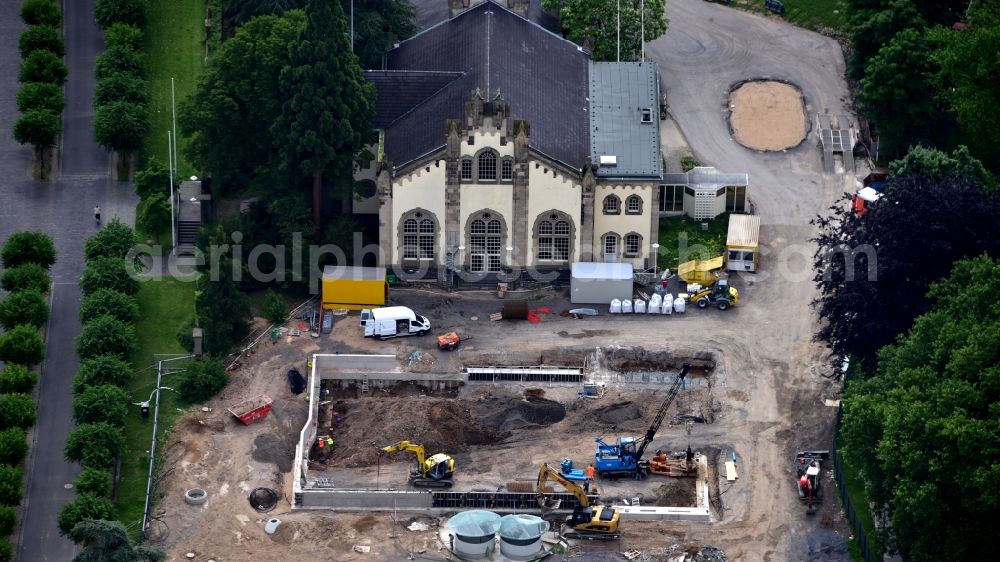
[141,0,206,176]
[657,214,729,270]
[729,0,849,32]
[115,279,196,530]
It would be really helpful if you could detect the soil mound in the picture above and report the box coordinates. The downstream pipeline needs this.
[654,480,696,507]
[595,402,642,424]
[475,396,566,431]
[729,80,806,151]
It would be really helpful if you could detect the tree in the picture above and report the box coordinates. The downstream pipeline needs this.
[74,468,112,497]
[178,359,228,402]
[13,109,61,161]
[889,145,995,190]
[19,49,67,84]
[0,394,37,430]
[856,28,941,157]
[0,325,46,366]
[0,363,38,394]
[57,494,114,536]
[811,171,1000,364]
[94,71,147,106]
[275,0,375,232]
[94,0,148,28]
[85,218,138,260]
[74,355,136,393]
[263,290,286,325]
[19,24,65,57]
[21,0,63,27]
[0,505,15,535]
[1,262,51,293]
[17,81,65,113]
[69,519,166,561]
[79,256,140,296]
[64,423,125,468]
[79,288,139,324]
[136,193,172,243]
[93,101,149,155]
[76,315,137,359]
[543,0,668,61]
[195,227,251,354]
[847,0,925,79]
[0,537,9,562]
[0,465,23,505]
[841,255,1000,561]
[94,46,145,81]
[0,289,50,329]
[1,230,56,269]
[0,428,29,465]
[930,16,1000,170]
[134,158,171,199]
[73,385,129,426]
[103,22,143,49]
[180,11,306,195]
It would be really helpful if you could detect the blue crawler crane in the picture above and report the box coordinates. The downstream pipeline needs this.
[593,364,690,479]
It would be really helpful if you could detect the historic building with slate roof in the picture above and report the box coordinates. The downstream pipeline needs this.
[353,0,665,278]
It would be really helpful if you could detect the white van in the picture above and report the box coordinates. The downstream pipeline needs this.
[361,306,431,339]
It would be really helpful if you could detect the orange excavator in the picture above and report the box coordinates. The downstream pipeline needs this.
[795,451,828,512]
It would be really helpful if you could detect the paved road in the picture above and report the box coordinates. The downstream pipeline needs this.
[0,0,135,559]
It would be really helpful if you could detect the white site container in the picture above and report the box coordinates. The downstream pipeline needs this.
[673,297,686,313]
[610,299,622,314]
[634,299,646,314]
[571,262,635,304]
[622,299,633,314]
[662,294,673,315]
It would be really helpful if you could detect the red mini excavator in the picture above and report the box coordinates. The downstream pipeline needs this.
[796,451,829,512]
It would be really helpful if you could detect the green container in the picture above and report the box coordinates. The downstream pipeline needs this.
[387,273,397,285]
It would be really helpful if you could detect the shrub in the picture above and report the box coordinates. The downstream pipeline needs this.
[79,288,139,324]
[95,0,148,28]
[175,317,195,352]
[64,423,124,468]
[73,355,136,393]
[681,155,701,172]
[84,219,138,261]
[0,394,37,430]
[73,384,129,427]
[136,193,171,242]
[178,359,227,403]
[94,45,144,81]
[74,467,112,497]
[19,25,65,57]
[103,22,143,49]
[0,428,29,466]
[76,315,136,359]
[263,291,286,325]
[1,230,56,269]
[94,71,146,106]
[0,262,50,293]
[18,49,67,84]
[0,363,38,394]
[17,81,65,114]
[0,324,45,365]
[21,0,62,27]
[0,465,23,505]
[0,504,15,535]
[134,158,172,199]
[57,494,114,536]
[79,256,139,296]
[0,289,49,329]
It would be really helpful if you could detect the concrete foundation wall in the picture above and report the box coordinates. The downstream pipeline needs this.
[613,505,711,522]
[315,354,396,372]
[299,490,434,510]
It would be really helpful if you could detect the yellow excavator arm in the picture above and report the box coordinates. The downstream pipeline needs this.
[381,440,427,475]
[537,463,590,509]
[536,462,620,539]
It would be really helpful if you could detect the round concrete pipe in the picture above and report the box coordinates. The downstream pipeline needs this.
[184,488,208,505]
[265,518,281,534]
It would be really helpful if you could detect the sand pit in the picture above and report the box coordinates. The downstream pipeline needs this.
[728,80,806,151]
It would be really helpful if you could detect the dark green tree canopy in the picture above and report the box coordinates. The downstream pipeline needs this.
[2,230,56,269]
[136,192,172,242]
[94,0,148,28]
[841,255,1000,561]
[79,256,140,296]
[79,288,140,324]
[94,71,148,106]
[0,324,46,366]
[74,355,136,394]
[178,358,228,402]
[19,49,67,84]
[74,468,112,497]
[85,218,138,260]
[21,0,63,27]
[134,158,172,199]
[95,46,145,81]
[17,81,65,114]
[1,262,51,293]
[0,465,24,506]
[76,315,137,359]
[13,109,61,150]
[0,393,37,430]
[0,427,29,465]
[889,145,995,190]
[73,384,129,426]
[69,519,166,562]
[0,363,38,394]
[0,288,50,329]
[64,423,125,468]
[195,226,251,354]
[57,494,115,536]
[93,100,149,153]
[104,22,144,49]
[542,0,667,61]
[19,24,65,57]
[848,0,925,79]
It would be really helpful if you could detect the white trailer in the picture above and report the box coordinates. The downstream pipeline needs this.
[361,306,431,339]
[570,262,634,304]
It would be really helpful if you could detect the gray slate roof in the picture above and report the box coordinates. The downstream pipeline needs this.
[589,62,662,179]
[364,70,464,128]
[372,0,591,170]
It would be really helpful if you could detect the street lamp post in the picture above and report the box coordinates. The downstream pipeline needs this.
[651,243,660,285]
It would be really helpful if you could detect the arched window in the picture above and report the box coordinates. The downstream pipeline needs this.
[603,195,620,214]
[603,233,619,260]
[501,158,514,181]
[400,211,437,260]
[626,195,642,214]
[624,233,642,257]
[468,212,504,272]
[536,213,572,261]
[461,158,473,181]
[478,151,497,181]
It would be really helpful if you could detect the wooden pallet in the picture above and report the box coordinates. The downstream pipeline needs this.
[489,313,503,321]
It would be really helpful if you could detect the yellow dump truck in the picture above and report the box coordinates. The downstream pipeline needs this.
[321,266,387,311]
[677,256,724,285]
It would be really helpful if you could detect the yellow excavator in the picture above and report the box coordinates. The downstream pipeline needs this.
[536,463,620,540]
[379,440,455,488]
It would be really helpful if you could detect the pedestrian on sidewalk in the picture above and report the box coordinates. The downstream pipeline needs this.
[94,205,101,224]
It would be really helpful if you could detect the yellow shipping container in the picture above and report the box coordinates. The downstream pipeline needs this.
[725,214,761,272]
[321,266,387,311]
[677,255,724,285]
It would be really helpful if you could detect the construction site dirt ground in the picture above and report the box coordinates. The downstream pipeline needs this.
[149,0,857,560]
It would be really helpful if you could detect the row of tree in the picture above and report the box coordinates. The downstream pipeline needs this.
[92,0,151,168]
[848,0,1000,170]
[13,0,66,178]
[542,0,668,61]
[0,231,56,561]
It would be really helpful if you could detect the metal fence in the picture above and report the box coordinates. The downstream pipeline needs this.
[833,404,879,562]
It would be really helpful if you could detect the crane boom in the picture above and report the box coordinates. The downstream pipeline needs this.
[634,364,690,462]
